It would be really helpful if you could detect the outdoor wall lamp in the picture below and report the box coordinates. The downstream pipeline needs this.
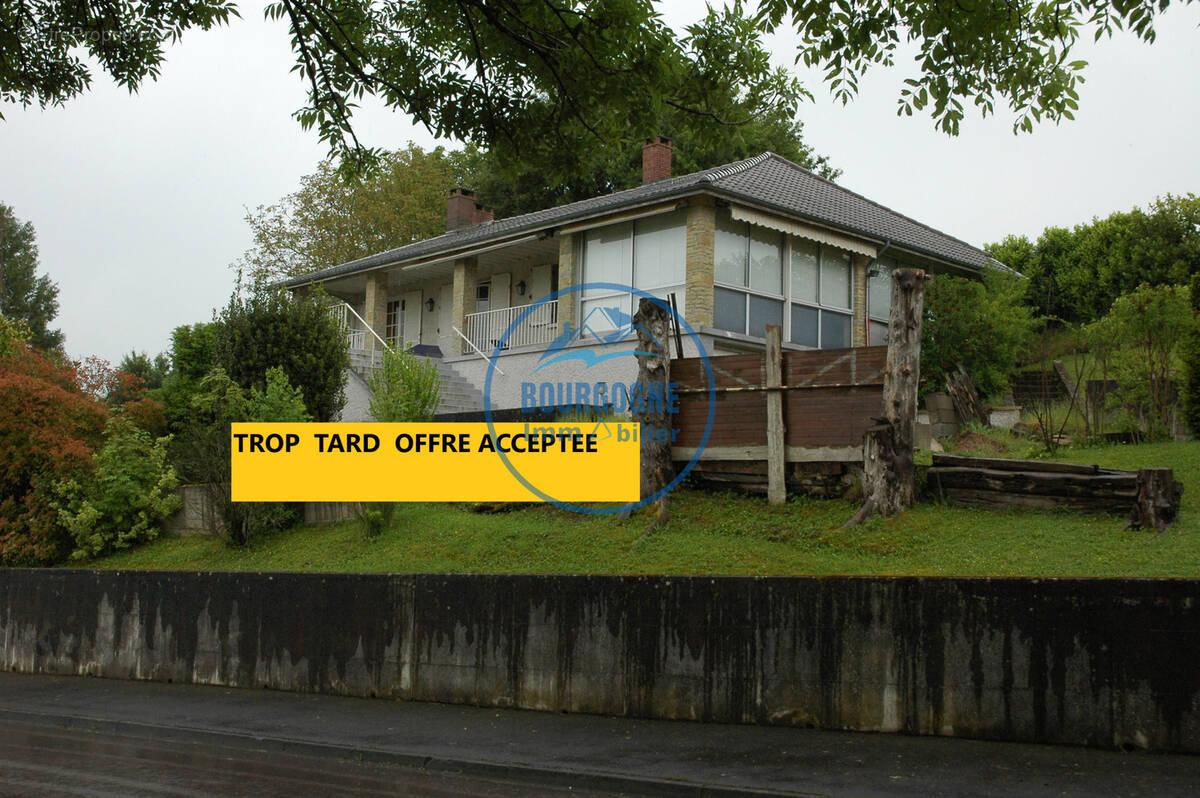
[516,280,527,296]
[426,298,435,312]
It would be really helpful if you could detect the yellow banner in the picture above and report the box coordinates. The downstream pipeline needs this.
[230,422,640,502]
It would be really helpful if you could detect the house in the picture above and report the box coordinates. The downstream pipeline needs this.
[283,138,1002,416]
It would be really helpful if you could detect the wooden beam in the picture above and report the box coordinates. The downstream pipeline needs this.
[674,381,883,395]
[765,325,785,505]
[931,454,1107,475]
[672,445,863,463]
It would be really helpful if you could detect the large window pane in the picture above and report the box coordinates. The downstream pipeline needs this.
[580,297,630,335]
[748,228,783,295]
[642,286,685,321]
[790,304,819,347]
[820,249,852,310]
[869,319,889,346]
[714,214,747,286]
[582,222,632,293]
[868,264,891,320]
[791,239,819,303]
[821,310,852,349]
[633,211,686,290]
[714,287,746,334]
[748,295,783,338]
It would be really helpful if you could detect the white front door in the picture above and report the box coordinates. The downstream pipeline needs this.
[401,290,422,349]
[437,283,454,354]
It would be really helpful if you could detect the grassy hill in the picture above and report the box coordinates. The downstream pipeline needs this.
[80,441,1199,578]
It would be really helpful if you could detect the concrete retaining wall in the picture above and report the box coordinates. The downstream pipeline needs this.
[164,489,359,536]
[0,571,1196,752]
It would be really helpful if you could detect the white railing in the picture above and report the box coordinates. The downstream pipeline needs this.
[328,301,389,352]
[452,326,504,375]
[463,300,559,354]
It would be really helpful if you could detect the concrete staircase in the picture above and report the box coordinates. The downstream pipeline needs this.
[435,359,484,414]
[346,347,483,416]
[348,348,383,383]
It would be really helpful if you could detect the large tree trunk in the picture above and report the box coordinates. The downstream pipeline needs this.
[845,268,927,526]
[630,298,672,530]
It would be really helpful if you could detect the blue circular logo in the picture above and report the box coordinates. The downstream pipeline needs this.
[482,282,715,515]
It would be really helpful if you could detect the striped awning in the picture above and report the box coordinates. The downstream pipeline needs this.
[731,206,877,259]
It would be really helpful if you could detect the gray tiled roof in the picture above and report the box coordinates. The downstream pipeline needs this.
[283,152,996,287]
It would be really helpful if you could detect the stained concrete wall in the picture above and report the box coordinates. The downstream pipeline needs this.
[0,571,1196,752]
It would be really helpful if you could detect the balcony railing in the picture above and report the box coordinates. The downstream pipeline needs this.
[329,301,387,352]
[463,300,559,354]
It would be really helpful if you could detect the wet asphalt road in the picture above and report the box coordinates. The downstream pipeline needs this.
[0,673,1197,796]
[0,723,620,798]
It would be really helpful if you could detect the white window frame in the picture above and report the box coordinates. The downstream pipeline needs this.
[713,216,785,338]
[866,257,896,346]
[576,213,686,332]
[385,298,403,347]
[788,239,854,350]
[712,210,857,349]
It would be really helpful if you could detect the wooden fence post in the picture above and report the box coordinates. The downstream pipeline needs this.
[765,325,786,504]
[845,268,927,526]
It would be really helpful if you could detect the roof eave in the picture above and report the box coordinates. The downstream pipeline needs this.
[280,185,714,290]
[705,186,990,274]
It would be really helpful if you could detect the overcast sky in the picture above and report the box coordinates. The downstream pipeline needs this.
[2,2,1197,364]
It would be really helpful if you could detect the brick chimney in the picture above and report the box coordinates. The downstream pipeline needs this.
[447,187,477,231]
[474,203,494,224]
[642,136,673,183]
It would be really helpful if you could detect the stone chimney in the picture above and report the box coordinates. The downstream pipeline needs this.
[447,187,477,231]
[642,136,673,183]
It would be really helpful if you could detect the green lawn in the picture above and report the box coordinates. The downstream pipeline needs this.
[82,441,1199,578]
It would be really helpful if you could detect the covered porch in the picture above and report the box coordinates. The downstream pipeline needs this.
[315,233,564,365]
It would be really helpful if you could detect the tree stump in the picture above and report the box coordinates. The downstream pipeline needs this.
[845,268,927,526]
[1128,468,1181,532]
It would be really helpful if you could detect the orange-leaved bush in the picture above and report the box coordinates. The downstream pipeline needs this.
[0,339,106,565]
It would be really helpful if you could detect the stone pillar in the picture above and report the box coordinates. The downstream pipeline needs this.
[363,271,388,351]
[557,233,577,333]
[451,257,478,354]
[853,253,869,347]
[684,198,716,329]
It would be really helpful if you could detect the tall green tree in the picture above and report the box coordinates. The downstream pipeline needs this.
[3,0,1183,169]
[987,194,1200,322]
[239,9,839,277]
[119,351,171,390]
[0,203,63,351]
[921,270,1034,400]
[215,287,348,422]
[460,5,840,218]
[236,144,478,283]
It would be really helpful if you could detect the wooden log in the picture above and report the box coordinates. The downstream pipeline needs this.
[928,467,1139,498]
[765,325,786,505]
[931,454,1108,475]
[845,268,927,526]
[938,488,1133,515]
[1127,468,1182,532]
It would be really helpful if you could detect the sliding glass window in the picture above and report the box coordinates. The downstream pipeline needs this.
[789,239,853,349]
[713,213,784,338]
[578,212,686,332]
